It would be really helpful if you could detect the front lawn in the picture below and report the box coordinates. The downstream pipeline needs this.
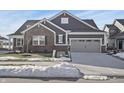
[0,53,23,58]
[36,53,52,58]
[0,53,52,58]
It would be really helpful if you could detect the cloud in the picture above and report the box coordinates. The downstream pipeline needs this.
[0,10,59,37]
[0,10,124,37]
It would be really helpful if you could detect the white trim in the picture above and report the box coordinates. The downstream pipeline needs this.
[16,38,23,47]
[39,23,68,46]
[61,17,69,24]
[46,19,67,33]
[32,35,45,46]
[49,10,98,30]
[69,32,107,46]
[21,20,43,34]
[21,18,52,34]
[9,35,24,39]
[21,18,67,34]
[39,23,56,35]
[45,19,68,45]
[69,32,106,35]
[58,34,63,43]
[19,18,68,46]
[69,38,102,52]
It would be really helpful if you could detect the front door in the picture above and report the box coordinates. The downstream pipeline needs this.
[118,40,123,50]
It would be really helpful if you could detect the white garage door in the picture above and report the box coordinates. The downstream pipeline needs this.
[71,39,101,52]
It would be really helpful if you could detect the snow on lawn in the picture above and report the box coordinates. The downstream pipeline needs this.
[0,56,19,61]
[0,63,82,78]
[0,56,71,62]
[114,52,124,59]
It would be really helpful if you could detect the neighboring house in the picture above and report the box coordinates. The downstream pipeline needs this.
[8,11,107,53]
[0,36,9,49]
[104,19,124,51]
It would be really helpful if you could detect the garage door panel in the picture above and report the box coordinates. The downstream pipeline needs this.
[71,39,100,53]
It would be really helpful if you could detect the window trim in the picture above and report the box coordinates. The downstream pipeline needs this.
[16,38,23,47]
[58,34,63,44]
[32,35,45,46]
[61,17,69,24]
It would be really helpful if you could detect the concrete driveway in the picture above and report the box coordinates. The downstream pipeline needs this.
[71,53,124,69]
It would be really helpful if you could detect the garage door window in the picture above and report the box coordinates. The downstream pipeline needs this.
[94,40,100,42]
[79,40,85,42]
[86,40,92,42]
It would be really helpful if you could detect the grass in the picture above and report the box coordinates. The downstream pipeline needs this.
[37,53,52,58]
[0,53,23,58]
[0,53,52,58]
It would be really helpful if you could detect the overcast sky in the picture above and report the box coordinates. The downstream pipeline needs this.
[0,10,124,38]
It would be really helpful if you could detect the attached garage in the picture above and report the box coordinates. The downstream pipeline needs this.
[70,38,102,53]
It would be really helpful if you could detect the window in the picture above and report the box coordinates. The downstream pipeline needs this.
[33,36,38,46]
[33,35,45,46]
[58,34,63,43]
[39,36,45,46]
[61,18,69,24]
[16,38,23,47]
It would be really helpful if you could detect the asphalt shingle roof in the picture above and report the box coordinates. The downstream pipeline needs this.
[116,19,124,26]
[9,20,40,35]
[0,36,8,40]
[82,19,98,29]
[9,18,103,36]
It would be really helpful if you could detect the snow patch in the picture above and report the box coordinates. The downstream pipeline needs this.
[83,75,108,80]
[0,63,82,78]
[0,56,71,62]
[50,57,71,62]
[27,58,43,61]
[114,52,124,59]
[0,56,19,61]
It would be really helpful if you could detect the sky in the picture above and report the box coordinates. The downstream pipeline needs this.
[0,10,124,38]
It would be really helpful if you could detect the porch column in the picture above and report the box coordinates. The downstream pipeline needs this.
[8,36,11,50]
[114,39,117,48]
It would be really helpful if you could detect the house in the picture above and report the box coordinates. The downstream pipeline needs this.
[0,35,9,49]
[8,11,107,54]
[104,19,124,51]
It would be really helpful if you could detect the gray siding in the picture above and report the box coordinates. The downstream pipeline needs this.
[51,13,98,32]
[24,25,54,52]
[41,21,66,44]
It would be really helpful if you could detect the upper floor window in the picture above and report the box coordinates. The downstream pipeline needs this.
[61,18,69,24]
[58,34,63,43]
[32,35,45,46]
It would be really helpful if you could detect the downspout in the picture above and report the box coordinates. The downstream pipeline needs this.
[26,32,29,53]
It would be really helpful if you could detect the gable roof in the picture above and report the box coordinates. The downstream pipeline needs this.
[0,36,8,40]
[49,10,98,30]
[106,24,120,31]
[116,19,124,26]
[9,20,40,35]
[105,24,123,39]
[21,18,67,34]
[9,11,104,36]
[82,19,98,29]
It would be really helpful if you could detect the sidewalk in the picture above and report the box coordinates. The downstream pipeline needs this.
[74,63,124,76]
